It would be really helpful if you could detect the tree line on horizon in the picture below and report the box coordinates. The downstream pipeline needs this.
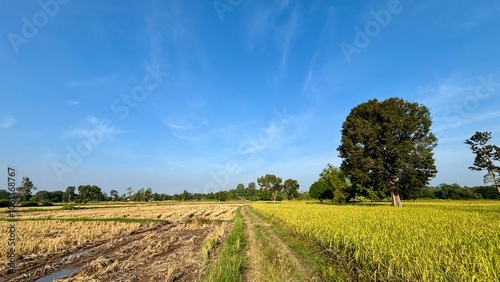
[0,176,498,208]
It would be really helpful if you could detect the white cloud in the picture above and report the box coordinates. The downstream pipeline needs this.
[67,100,80,105]
[0,116,16,128]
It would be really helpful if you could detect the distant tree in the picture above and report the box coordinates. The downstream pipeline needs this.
[319,164,349,203]
[235,183,245,198]
[110,189,119,201]
[15,177,36,204]
[283,179,300,200]
[297,191,312,201]
[78,186,89,202]
[126,187,133,200]
[77,185,102,203]
[256,188,272,201]
[309,181,333,203]
[181,190,192,201]
[247,182,257,197]
[48,191,63,202]
[152,193,161,201]
[0,189,9,200]
[473,185,500,199]
[144,188,153,201]
[66,186,76,202]
[257,174,283,204]
[32,190,49,203]
[100,192,110,201]
[338,98,437,207]
[216,191,228,202]
[465,131,500,194]
[133,188,145,201]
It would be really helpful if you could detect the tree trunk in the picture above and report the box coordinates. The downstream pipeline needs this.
[491,173,500,194]
[272,192,277,204]
[391,190,402,207]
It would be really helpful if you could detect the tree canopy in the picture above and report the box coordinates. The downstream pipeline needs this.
[319,164,349,203]
[15,177,36,204]
[337,98,437,206]
[283,179,300,200]
[257,174,283,204]
[309,181,333,203]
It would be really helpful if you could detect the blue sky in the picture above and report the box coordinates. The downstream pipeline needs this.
[1,0,499,195]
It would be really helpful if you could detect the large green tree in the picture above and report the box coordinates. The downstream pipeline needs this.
[465,131,500,193]
[257,174,282,204]
[337,98,437,207]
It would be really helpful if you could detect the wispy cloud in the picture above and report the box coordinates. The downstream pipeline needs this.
[245,0,294,51]
[301,7,337,100]
[67,100,81,105]
[65,73,120,88]
[454,4,500,31]
[64,116,124,137]
[0,116,16,128]
[161,118,191,131]
[278,6,299,81]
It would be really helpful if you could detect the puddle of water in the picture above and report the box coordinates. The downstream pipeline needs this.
[34,267,81,282]
[58,247,92,263]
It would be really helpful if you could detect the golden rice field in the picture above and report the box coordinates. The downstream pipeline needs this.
[252,200,500,281]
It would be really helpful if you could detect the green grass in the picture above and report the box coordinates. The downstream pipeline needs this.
[200,207,246,282]
[253,200,500,281]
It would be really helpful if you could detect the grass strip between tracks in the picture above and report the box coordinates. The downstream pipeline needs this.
[200,207,246,282]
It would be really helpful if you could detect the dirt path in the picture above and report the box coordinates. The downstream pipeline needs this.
[241,205,320,282]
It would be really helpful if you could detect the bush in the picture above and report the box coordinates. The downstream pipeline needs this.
[62,204,76,210]
[17,201,38,207]
[0,199,11,207]
[39,200,54,206]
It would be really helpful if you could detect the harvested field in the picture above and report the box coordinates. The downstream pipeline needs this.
[0,202,239,281]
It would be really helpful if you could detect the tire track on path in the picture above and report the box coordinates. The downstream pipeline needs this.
[241,205,320,282]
